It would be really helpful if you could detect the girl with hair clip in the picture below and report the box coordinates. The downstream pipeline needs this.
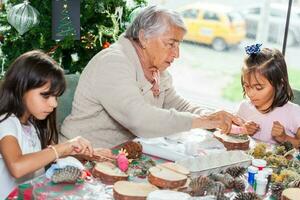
[0,50,114,199]
[231,44,300,148]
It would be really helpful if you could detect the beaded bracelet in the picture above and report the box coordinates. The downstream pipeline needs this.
[48,145,59,161]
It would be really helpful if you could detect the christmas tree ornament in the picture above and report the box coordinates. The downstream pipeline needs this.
[51,166,81,183]
[81,32,96,49]
[71,53,79,62]
[7,0,39,35]
[97,9,119,45]
[102,41,110,49]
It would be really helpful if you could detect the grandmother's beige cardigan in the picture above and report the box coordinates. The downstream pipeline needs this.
[61,35,206,148]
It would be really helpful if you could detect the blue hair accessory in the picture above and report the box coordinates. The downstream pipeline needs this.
[245,43,262,55]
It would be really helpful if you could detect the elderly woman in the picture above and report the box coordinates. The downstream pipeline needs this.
[61,6,242,148]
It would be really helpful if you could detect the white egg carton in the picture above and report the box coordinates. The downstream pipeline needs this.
[176,150,252,177]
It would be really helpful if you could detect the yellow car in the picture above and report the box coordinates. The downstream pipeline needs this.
[178,3,246,51]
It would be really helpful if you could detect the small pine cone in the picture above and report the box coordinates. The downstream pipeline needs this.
[225,166,246,178]
[207,181,225,199]
[234,177,246,192]
[288,179,300,188]
[271,182,285,200]
[189,175,213,196]
[120,141,143,159]
[233,192,261,200]
[282,141,293,152]
[210,173,234,188]
[51,166,81,183]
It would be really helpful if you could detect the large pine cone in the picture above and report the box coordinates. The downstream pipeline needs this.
[271,182,285,200]
[189,175,213,196]
[224,166,246,178]
[120,141,143,159]
[233,192,261,200]
[51,166,81,183]
[210,173,235,188]
[288,179,300,188]
[234,177,246,192]
[207,181,226,199]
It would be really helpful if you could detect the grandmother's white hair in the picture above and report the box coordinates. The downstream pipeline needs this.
[125,5,186,40]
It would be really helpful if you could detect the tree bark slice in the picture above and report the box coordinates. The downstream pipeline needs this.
[281,188,300,200]
[213,131,250,150]
[92,162,128,185]
[113,181,158,200]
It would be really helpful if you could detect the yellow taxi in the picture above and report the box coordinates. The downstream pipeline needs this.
[178,3,246,51]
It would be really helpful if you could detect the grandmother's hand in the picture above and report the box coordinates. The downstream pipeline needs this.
[192,111,244,134]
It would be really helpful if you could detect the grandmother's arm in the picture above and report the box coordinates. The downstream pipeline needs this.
[93,55,194,138]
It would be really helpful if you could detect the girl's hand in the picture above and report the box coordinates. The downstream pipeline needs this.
[57,136,93,158]
[272,121,286,142]
[243,121,260,136]
[93,148,117,162]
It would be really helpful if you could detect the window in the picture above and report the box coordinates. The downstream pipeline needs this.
[203,11,219,21]
[181,9,198,19]
[148,0,300,111]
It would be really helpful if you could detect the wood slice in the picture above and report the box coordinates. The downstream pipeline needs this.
[159,162,190,176]
[92,162,128,185]
[113,181,158,200]
[213,131,250,150]
[281,188,300,200]
[148,165,188,189]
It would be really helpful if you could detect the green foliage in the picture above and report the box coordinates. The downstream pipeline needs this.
[0,0,146,73]
[222,68,300,102]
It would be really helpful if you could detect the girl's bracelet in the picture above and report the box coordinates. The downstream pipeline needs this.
[48,145,59,161]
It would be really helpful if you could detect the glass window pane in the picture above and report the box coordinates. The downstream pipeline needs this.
[148,0,295,111]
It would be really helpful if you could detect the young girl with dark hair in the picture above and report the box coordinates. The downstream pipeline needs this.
[0,50,114,198]
[234,44,300,147]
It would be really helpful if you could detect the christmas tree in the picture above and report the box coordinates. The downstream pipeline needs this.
[55,0,77,38]
[0,0,145,74]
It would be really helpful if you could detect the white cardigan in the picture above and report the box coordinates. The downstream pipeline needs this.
[61,35,206,148]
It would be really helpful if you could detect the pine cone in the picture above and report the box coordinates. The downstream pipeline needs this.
[119,141,143,159]
[282,141,293,152]
[189,175,213,196]
[288,179,300,188]
[233,192,261,200]
[224,166,246,178]
[271,182,285,200]
[51,166,81,183]
[210,173,235,188]
[234,177,246,192]
[207,181,226,199]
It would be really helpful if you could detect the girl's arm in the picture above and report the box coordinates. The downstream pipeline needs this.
[0,135,93,179]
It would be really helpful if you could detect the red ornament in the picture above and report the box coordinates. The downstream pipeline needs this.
[102,41,110,49]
